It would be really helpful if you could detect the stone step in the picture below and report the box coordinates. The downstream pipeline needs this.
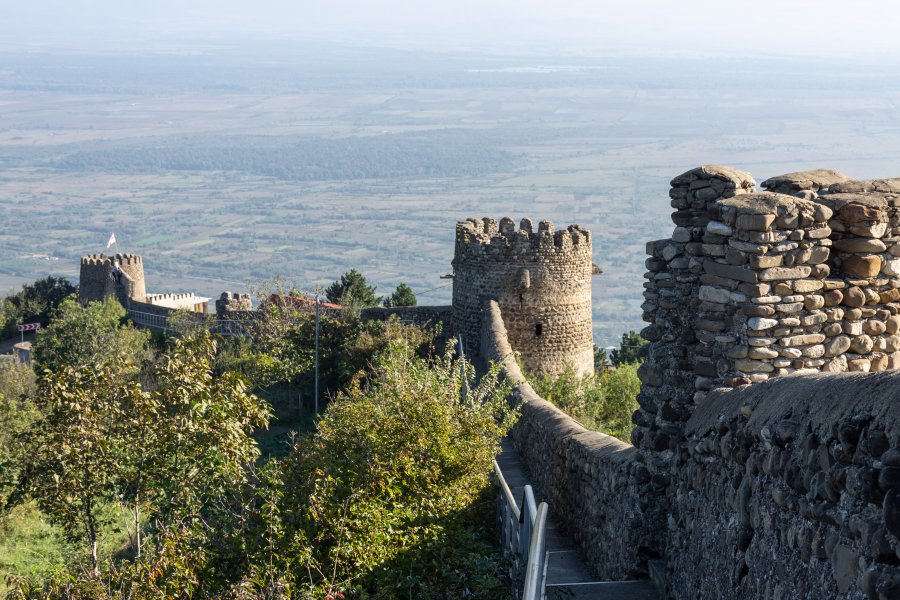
[544,580,659,600]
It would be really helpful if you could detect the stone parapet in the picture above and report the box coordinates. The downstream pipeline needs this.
[481,300,662,580]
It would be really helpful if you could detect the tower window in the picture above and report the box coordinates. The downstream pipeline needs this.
[535,323,543,337]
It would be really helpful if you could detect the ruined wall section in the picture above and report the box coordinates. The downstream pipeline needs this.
[453,217,594,377]
[636,165,756,451]
[215,292,252,319]
[665,373,900,599]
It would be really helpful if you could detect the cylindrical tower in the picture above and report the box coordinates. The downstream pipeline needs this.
[452,216,595,377]
[78,253,146,304]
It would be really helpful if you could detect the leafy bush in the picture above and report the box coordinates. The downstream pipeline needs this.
[529,363,639,443]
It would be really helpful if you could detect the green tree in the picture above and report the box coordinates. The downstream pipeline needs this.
[0,362,37,506]
[15,331,270,574]
[32,297,150,372]
[274,339,516,597]
[610,330,647,366]
[325,269,380,308]
[19,358,145,573]
[383,282,417,307]
[0,276,77,339]
[594,344,610,369]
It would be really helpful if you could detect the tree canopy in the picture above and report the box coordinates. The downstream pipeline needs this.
[325,269,380,308]
[383,282,417,307]
[31,297,150,373]
[1,276,77,339]
[610,330,647,366]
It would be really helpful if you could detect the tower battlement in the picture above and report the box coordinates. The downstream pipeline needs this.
[454,217,592,254]
[79,253,146,305]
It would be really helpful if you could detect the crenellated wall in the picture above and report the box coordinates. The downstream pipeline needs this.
[79,253,146,305]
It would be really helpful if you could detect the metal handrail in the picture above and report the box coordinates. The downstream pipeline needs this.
[493,459,549,600]
[523,502,548,600]
[125,309,251,337]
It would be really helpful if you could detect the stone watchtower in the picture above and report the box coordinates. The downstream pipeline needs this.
[78,254,147,305]
[452,217,595,377]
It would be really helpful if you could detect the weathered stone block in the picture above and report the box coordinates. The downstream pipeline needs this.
[734,359,774,373]
[841,287,866,308]
[735,213,776,231]
[748,317,778,331]
[793,279,824,293]
[759,266,812,281]
[779,333,826,347]
[842,255,883,278]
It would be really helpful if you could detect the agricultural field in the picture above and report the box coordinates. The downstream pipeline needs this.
[1,44,899,345]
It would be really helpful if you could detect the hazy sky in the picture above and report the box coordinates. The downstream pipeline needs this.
[5,0,900,59]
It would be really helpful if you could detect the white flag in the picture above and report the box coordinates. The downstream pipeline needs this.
[107,233,117,249]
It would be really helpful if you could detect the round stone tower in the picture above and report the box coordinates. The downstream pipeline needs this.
[79,254,146,305]
[452,216,595,377]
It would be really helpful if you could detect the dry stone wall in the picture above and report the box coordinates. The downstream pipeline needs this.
[452,216,594,377]
[638,166,900,453]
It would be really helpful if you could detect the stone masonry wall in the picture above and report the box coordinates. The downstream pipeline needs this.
[453,216,594,377]
[636,166,756,452]
[637,166,900,452]
[482,300,664,580]
[666,373,900,599]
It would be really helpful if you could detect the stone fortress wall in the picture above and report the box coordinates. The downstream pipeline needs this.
[479,167,900,599]
[452,216,595,377]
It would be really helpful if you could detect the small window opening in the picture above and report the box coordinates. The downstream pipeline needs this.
[535,323,543,337]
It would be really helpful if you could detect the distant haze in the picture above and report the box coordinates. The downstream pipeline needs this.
[5,0,900,59]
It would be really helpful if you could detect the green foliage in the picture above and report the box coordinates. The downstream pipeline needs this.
[14,331,270,574]
[594,344,610,369]
[0,363,37,507]
[6,337,514,599]
[383,282,417,307]
[610,330,647,366]
[18,358,146,572]
[529,363,640,443]
[31,298,150,373]
[273,338,516,597]
[0,277,77,339]
[325,269,380,308]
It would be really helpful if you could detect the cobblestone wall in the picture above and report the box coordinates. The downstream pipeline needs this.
[453,216,594,377]
[638,166,900,452]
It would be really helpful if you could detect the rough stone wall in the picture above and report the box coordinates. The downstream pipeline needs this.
[637,166,900,452]
[78,254,146,304]
[215,292,252,319]
[636,166,756,451]
[482,300,663,579]
[453,216,594,377]
[666,373,900,599]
